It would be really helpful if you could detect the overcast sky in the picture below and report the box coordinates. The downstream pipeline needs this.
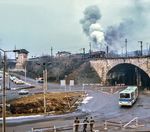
[0,0,150,57]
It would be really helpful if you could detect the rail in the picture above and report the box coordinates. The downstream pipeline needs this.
[31,117,142,131]
[123,117,138,128]
[104,120,123,130]
[31,126,54,132]
[31,122,100,132]
[31,124,73,132]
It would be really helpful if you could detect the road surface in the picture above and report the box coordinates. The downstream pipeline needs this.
[0,86,150,132]
[0,74,150,131]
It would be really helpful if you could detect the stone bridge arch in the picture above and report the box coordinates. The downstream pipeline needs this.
[106,63,150,86]
[90,57,150,84]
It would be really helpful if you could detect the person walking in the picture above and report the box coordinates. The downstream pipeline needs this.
[89,117,95,132]
[74,117,80,132]
[83,117,89,132]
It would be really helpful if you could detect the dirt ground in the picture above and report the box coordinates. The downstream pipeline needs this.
[0,92,85,117]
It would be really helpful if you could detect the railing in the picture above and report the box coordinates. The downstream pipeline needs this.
[31,126,55,132]
[104,120,123,130]
[31,117,143,132]
[123,117,138,128]
[31,125,73,132]
[31,122,99,132]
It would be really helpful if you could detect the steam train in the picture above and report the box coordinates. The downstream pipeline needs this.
[84,51,106,59]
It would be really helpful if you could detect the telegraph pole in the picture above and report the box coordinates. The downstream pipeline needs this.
[14,45,16,59]
[2,52,6,132]
[82,48,85,59]
[89,42,91,57]
[50,47,53,57]
[125,39,127,57]
[0,49,21,132]
[149,44,150,55]
[43,68,47,114]
[138,41,143,56]
[121,46,124,57]
[147,43,150,56]
[106,46,109,58]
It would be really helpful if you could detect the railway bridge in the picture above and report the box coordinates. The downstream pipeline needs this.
[90,56,150,85]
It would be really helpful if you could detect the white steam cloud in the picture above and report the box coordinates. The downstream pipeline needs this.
[90,23,104,49]
[80,5,104,50]
[80,1,149,52]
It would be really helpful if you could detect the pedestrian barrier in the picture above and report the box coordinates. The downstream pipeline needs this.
[31,126,54,132]
[73,122,98,132]
[31,124,73,132]
[31,118,142,132]
[104,120,123,130]
[123,117,139,128]
[31,122,97,132]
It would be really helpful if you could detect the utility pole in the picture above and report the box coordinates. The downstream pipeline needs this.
[149,44,150,55]
[25,65,27,83]
[135,67,139,86]
[138,41,143,56]
[43,68,47,114]
[146,43,148,55]
[82,48,85,59]
[0,49,21,132]
[125,39,128,57]
[36,62,51,114]
[106,46,109,58]
[14,45,16,59]
[121,46,124,57]
[147,43,150,56]
[50,47,53,57]
[89,42,91,57]
[2,52,6,132]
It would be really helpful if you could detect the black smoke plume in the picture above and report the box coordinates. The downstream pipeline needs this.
[80,5,101,36]
[105,19,134,46]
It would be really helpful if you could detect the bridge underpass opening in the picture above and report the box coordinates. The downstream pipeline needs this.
[106,63,150,88]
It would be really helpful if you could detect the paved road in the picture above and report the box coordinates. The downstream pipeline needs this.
[0,86,150,132]
[0,74,150,131]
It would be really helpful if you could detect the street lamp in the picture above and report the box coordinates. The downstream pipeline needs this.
[0,49,20,132]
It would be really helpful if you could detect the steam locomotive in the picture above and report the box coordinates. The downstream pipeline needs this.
[84,51,106,59]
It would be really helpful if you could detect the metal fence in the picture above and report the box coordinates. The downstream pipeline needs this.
[31,117,143,132]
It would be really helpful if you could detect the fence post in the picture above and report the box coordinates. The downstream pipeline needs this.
[73,123,75,132]
[111,88,113,93]
[104,121,107,130]
[54,125,56,132]
[120,120,122,128]
[136,117,138,127]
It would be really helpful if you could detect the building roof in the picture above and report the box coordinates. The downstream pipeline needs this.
[18,49,29,54]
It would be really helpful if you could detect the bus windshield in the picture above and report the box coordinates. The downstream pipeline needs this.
[120,93,130,99]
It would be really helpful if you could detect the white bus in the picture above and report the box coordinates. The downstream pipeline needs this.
[119,86,138,106]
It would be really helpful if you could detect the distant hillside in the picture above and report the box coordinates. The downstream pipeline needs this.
[24,55,100,84]
[67,62,101,84]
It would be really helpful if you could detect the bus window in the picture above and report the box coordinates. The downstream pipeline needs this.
[120,93,130,98]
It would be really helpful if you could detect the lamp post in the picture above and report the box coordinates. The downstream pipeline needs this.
[24,64,27,83]
[65,75,67,91]
[0,49,20,132]
[43,68,47,114]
